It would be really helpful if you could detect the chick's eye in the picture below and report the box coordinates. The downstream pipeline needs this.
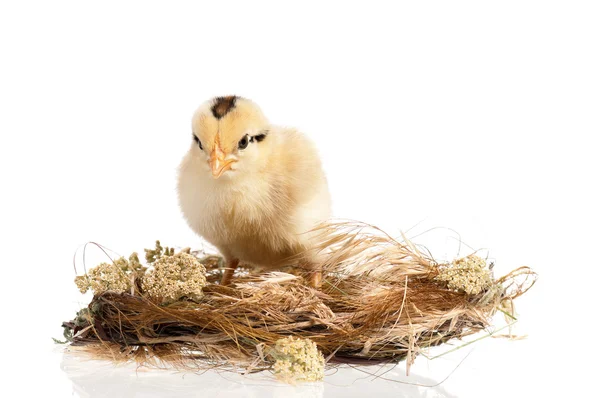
[238,135,249,150]
[193,135,203,150]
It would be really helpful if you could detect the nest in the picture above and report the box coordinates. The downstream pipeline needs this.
[61,222,536,379]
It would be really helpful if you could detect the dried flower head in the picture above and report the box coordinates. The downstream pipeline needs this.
[141,252,207,304]
[75,253,144,295]
[144,240,175,264]
[435,254,492,295]
[271,336,325,383]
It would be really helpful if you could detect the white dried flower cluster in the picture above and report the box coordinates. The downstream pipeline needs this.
[272,336,325,383]
[74,254,142,295]
[141,252,207,304]
[435,255,492,295]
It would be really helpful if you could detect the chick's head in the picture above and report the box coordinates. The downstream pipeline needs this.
[190,96,271,180]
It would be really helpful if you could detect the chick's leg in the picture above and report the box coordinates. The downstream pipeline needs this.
[220,258,239,286]
[309,270,322,289]
[305,261,322,289]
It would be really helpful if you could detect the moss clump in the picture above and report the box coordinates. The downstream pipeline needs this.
[435,254,492,295]
[141,252,207,304]
[74,253,145,295]
[271,336,325,383]
[74,241,206,305]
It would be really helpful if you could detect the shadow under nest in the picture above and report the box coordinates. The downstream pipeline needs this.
[62,222,536,374]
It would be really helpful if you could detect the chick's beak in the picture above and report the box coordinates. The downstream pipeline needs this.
[209,144,235,179]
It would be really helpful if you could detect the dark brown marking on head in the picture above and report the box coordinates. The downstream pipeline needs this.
[211,96,238,119]
[253,130,268,142]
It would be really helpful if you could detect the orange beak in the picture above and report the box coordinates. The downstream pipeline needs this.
[209,137,235,178]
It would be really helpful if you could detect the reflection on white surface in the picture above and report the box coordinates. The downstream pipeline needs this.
[60,350,459,398]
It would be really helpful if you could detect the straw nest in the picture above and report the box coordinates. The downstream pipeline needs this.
[61,222,536,379]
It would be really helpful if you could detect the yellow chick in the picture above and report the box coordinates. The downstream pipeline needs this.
[177,96,331,287]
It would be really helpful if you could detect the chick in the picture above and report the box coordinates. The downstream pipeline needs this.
[177,96,331,287]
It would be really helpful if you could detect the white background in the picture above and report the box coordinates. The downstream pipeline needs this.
[1,1,598,397]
